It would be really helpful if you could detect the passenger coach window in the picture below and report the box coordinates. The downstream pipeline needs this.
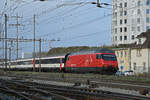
[96,54,102,59]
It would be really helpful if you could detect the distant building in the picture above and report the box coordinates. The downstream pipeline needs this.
[131,29,150,73]
[112,0,150,45]
[114,29,150,74]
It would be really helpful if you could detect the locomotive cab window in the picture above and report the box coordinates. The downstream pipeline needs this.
[67,57,69,61]
[101,54,117,61]
[96,54,102,59]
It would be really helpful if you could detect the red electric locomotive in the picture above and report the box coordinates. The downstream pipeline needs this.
[64,48,118,74]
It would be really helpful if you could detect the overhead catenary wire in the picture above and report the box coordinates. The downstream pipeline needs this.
[21,0,145,26]
[61,29,111,42]
[21,3,96,39]
[37,12,111,38]
[12,1,101,33]
[21,1,96,23]
[37,3,106,26]
[36,2,145,38]
[10,1,86,40]
[1,0,146,59]
[38,3,87,25]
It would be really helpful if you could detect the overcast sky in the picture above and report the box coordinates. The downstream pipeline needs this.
[0,0,112,58]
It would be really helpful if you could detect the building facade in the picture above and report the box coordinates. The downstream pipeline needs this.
[115,47,150,74]
[112,0,150,45]
[131,48,150,73]
[114,48,131,72]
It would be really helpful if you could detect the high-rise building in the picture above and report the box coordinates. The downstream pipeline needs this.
[112,0,150,45]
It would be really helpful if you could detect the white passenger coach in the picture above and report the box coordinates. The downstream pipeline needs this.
[0,56,65,72]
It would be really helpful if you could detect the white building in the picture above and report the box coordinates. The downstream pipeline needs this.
[112,0,150,45]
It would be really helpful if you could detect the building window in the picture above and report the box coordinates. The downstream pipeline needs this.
[146,26,150,30]
[124,19,127,24]
[137,9,141,14]
[124,27,127,32]
[120,3,122,8]
[132,27,135,31]
[120,11,123,16]
[138,1,141,6]
[143,62,146,71]
[146,17,150,23]
[136,49,142,57]
[137,18,140,23]
[120,19,122,24]
[137,26,140,32]
[113,3,117,9]
[120,36,122,41]
[115,12,117,16]
[115,36,117,41]
[120,27,122,32]
[124,11,127,15]
[132,35,135,40]
[124,51,127,57]
[146,9,150,14]
[124,2,127,7]
[133,63,136,70]
[146,0,150,5]
[114,20,117,25]
[115,28,117,34]
[124,36,127,40]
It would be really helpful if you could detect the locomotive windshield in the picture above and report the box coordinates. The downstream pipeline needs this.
[96,54,117,61]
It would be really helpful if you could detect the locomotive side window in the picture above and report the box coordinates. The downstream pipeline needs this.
[67,57,69,61]
[96,54,102,59]
[101,54,117,61]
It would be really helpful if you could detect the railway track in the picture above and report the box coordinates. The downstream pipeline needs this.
[0,77,150,100]
[1,72,150,95]
[0,79,74,100]
[8,73,150,94]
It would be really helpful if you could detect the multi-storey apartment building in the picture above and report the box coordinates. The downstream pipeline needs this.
[112,0,150,45]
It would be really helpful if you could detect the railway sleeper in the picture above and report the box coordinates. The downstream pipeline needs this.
[89,83,99,88]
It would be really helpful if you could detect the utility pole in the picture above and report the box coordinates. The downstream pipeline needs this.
[33,14,36,72]
[9,40,13,70]
[4,14,7,70]
[9,14,23,60]
[0,23,1,40]
[129,48,131,70]
[9,48,11,70]
[39,38,41,72]
[16,13,19,60]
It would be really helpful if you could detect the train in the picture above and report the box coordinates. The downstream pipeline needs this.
[0,48,118,74]
[0,56,65,72]
[64,48,118,74]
